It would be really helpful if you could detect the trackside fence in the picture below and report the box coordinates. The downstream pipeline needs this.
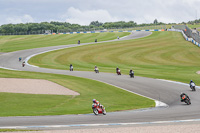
[172,25,200,47]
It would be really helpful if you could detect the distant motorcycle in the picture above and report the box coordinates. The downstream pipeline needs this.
[92,104,106,115]
[70,66,73,71]
[130,72,134,78]
[181,95,191,105]
[94,68,99,73]
[190,82,196,91]
[22,62,25,67]
[19,57,22,61]
[117,69,121,75]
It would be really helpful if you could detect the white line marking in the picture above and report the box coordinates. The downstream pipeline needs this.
[156,79,200,89]
[89,79,168,108]
[0,66,21,71]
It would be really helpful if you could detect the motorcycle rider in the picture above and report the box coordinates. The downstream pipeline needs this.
[129,69,134,77]
[93,99,103,109]
[116,67,121,75]
[94,65,99,73]
[180,92,190,102]
[116,67,119,73]
[189,80,195,88]
[22,61,25,67]
[70,64,73,71]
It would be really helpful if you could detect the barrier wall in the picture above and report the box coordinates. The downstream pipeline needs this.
[49,29,164,35]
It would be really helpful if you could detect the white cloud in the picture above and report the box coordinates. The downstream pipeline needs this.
[5,14,34,24]
[61,7,120,25]
[1,0,200,25]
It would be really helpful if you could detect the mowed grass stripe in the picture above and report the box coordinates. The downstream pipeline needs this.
[0,69,154,116]
[0,32,130,52]
[30,31,200,85]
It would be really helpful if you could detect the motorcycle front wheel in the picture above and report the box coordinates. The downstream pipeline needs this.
[103,109,106,115]
[93,108,98,115]
[186,100,191,105]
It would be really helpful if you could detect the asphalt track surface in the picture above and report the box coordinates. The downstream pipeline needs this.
[0,31,199,130]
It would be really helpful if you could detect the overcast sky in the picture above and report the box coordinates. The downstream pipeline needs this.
[0,0,199,26]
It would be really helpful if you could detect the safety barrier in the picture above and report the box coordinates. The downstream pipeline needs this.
[168,29,200,47]
[50,29,165,35]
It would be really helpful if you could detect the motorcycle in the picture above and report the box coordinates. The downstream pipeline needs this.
[117,70,121,75]
[190,85,196,91]
[92,104,106,115]
[130,72,134,78]
[190,82,196,91]
[70,67,73,71]
[22,62,25,67]
[181,95,191,105]
[94,68,99,73]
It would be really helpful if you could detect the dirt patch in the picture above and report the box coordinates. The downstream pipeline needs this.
[0,78,79,95]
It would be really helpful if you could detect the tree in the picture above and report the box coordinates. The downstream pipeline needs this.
[90,21,103,27]
[153,19,158,25]
[14,24,28,32]
[0,24,15,33]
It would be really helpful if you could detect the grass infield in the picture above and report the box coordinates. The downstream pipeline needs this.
[0,69,154,116]
[0,31,155,117]
[0,129,37,132]
[29,31,200,85]
[0,32,130,52]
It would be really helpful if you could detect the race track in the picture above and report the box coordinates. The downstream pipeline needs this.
[0,31,200,130]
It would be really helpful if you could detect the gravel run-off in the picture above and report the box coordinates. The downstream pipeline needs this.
[0,78,79,95]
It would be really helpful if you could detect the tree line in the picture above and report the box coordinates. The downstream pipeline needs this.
[184,19,200,25]
[0,20,165,34]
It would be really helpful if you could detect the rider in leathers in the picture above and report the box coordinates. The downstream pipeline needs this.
[189,80,195,88]
[93,99,103,109]
[180,92,190,102]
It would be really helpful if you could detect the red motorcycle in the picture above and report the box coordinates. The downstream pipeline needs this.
[117,69,121,75]
[22,62,25,67]
[92,104,106,115]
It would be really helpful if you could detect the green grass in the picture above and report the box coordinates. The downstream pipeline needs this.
[108,25,170,31]
[0,129,37,132]
[0,69,154,116]
[0,32,130,52]
[187,23,200,29]
[29,31,200,85]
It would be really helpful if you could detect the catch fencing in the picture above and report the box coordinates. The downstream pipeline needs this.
[172,25,200,44]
